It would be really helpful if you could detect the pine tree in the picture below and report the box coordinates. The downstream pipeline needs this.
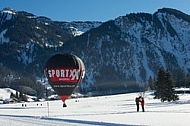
[186,74,190,87]
[164,70,179,101]
[148,76,155,90]
[154,68,165,100]
[154,68,179,102]
[16,91,19,99]
[172,68,186,87]
[10,92,15,98]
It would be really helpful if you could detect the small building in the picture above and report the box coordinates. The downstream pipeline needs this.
[175,88,190,94]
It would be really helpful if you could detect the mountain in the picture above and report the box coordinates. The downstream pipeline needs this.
[64,8,190,95]
[56,21,102,36]
[0,7,190,96]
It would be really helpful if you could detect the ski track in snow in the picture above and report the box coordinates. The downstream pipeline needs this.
[0,114,132,126]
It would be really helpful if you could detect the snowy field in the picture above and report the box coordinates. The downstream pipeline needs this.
[0,91,190,126]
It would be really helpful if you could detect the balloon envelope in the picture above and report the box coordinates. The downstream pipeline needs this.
[44,53,85,103]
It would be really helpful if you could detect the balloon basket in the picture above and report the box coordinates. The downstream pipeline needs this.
[63,103,67,107]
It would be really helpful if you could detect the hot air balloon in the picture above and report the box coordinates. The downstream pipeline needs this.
[44,53,85,107]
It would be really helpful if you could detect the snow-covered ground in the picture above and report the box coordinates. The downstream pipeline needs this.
[0,90,190,126]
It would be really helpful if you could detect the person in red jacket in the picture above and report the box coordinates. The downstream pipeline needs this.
[140,97,145,112]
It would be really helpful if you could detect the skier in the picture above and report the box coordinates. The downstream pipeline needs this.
[135,97,140,112]
[140,97,145,112]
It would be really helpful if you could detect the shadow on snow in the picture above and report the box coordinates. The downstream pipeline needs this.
[0,114,142,126]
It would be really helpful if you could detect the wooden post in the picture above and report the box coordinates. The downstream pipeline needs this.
[47,102,49,117]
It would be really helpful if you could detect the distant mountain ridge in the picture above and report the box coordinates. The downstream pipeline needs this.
[0,7,190,96]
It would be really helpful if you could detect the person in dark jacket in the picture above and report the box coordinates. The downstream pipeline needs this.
[135,97,140,112]
[140,97,145,112]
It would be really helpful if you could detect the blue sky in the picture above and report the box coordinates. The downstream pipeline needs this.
[1,0,190,22]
